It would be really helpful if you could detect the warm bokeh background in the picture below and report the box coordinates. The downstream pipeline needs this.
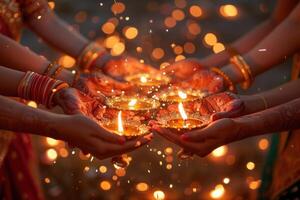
[22,0,292,199]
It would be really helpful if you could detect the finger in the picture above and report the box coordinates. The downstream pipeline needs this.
[211,100,244,121]
[92,126,126,145]
[181,121,224,142]
[106,133,153,156]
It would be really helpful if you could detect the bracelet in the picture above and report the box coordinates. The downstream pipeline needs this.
[52,65,64,79]
[43,62,64,79]
[211,67,236,93]
[18,71,69,108]
[225,45,238,57]
[255,95,268,110]
[77,42,108,72]
[230,55,253,90]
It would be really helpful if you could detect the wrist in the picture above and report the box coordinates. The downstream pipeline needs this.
[240,95,267,114]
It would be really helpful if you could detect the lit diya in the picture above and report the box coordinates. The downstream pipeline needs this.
[100,111,150,168]
[155,89,208,104]
[124,73,170,87]
[157,103,209,159]
[157,102,209,130]
[105,96,160,111]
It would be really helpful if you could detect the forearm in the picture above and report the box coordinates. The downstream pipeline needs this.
[242,79,300,114]
[201,19,277,67]
[235,98,300,139]
[0,95,58,136]
[0,34,74,84]
[0,66,24,96]
[26,8,89,58]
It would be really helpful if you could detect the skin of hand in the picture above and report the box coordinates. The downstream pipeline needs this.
[172,69,226,94]
[52,87,153,158]
[73,71,137,98]
[161,58,209,80]
[101,56,159,80]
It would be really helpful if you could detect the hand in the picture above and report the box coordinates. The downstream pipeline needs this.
[194,92,245,120]
[161,58,208,80]
[73,71,136,97]
[152,118,240,157]
[102,56,159,80]
[52,114,152,160]
[173,69,225,93]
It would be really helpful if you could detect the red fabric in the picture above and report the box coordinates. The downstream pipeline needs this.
[0,134,44,200]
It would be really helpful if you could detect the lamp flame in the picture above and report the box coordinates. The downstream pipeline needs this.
[140,76,147,83]
[178,102,188,120]
[178,91,187,99]
[128,99,137,107]
[117,111,124,134]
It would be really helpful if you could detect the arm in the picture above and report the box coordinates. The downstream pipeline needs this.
[223,2,300,84]
[201,0,299,67]
[0,34,74,84]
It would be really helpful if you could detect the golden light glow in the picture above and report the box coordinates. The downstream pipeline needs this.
[59,148,68,158]
[27,101,37,108]
[136,182,149,192]
[213,43,225,53]
[164,17,177,28]
[175,55,186,62]
[223,177,230,184]
[210,184,225,199]
[46,148,57,161]
[152,48,165,60]
[58,55,75,68]
[117,111,124,134]
[165,147,173,155]
[104,35,120,49]
[184,42,196,54]
[111,42,125,56]
[140,76,148,83]
[166,164,172,170]
[100,180,111,191]
[178,102,188,120]
[99,166,107,173]
[219,4,238,18]
[175,0,187,8]
[46,137,59,146]
[44,177,51,183]
[48,1,55,10]
[160,62,170,69]
[115,168,126,177]
[101,22,115,34]
[204,33,217,46]
[123,26,138,39]
[153,190,165,200]
[249,180,261,190]
[211,146,228,157]
[172,9,185,21]
[189,5,202,18]
[178,91,187,99]
[136,46,143,53]
[187,22,201,35]
[246,162,255,170]
[173,45,183,55]
[111,2,126,14]
[258,138,269,150]
[128,99,137,107]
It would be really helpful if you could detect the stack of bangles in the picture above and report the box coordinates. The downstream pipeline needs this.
[211,67,236,93]
[230,55,254,90]
[77,42,109,72]
[18,71,69,108]
[43,62,65,79]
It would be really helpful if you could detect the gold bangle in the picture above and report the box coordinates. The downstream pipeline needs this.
[52,65,64,79]
[255,95,268,110]
[77,42,107,72]
[211,67,236,93]
[230,55,253,90]
[43,62,54,76]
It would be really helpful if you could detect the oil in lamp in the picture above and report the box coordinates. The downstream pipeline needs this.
[124,73,170,87]
[105,96,160,111]
[155,89,208,104]
[100,111,150,167]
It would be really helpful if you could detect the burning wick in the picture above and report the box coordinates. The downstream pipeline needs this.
[117,111,124,134]
[178,91,187,99]
[128,98,137,107]
[140,76,147,83]
[178,102,188,128]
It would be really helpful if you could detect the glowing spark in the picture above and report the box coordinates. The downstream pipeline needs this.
[178,91,187,99]
[153,190,165,200]
[140,76,147,83]
[128,99,137,107]
[210,184,225,199]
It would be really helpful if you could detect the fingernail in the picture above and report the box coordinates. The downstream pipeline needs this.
[119,137,126,144]
[180,134,188,140]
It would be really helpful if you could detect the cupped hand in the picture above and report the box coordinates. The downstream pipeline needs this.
[74,71,136,97]
[161,58,208,80]
[173,69,225,93]
[193,92,245,121]
[54,114,152,160]
[152,118,240,157]
[102,56,159,79]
